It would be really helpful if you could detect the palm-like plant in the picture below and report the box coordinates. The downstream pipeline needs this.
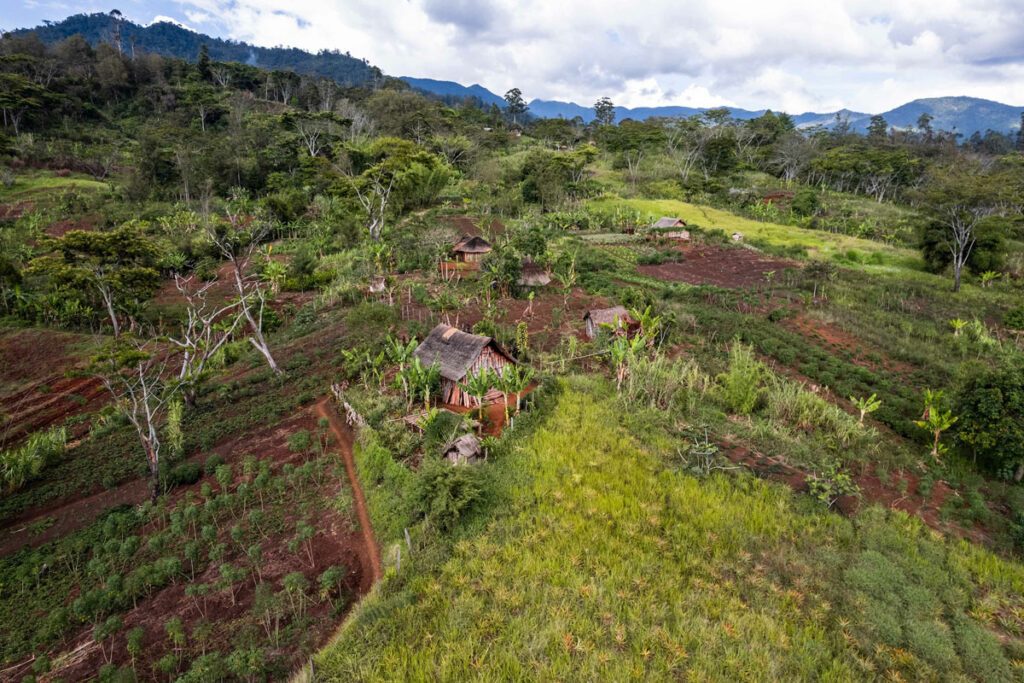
[506,365,535,415]
[914,408,957,462]
[386,336,418,397]
[949,318,968,337]
[915,389,956,461]
[850,393,881,427]
[460,368,494,435]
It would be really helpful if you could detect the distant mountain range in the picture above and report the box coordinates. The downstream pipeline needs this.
[13,13,1022,137]
[401,77,1023,137]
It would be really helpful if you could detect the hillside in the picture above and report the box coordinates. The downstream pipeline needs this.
[317,380,1024,680]
[15,12,378,86]
[1,22,1024,681]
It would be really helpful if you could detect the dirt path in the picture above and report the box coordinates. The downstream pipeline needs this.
[315,398,382,583]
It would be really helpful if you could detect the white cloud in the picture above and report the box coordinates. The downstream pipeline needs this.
[164,0,1024,113]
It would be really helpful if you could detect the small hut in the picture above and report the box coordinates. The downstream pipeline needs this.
[452,235,492,264]
[583,306,636,340]
[412,324,517,407]
[518,256,551,288]
[651,217,687,229]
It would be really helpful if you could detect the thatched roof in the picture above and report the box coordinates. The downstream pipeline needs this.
[584,306,633,326]
[412,324,515,382]
[652,217,686,228]
[452,234,492,254]
[518,257,551,287]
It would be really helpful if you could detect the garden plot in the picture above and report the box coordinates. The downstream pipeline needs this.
[637,244,798,289]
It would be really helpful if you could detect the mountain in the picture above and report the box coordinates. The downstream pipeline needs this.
[400,77,506,108]
[15,12,378,86]
[15,13,1022,136]
[404,79,1021,137]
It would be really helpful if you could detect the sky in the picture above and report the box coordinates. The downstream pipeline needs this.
[8,0,1024,113]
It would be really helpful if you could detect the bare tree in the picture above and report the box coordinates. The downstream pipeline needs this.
[344,164,395,242]
[167,273,244,407]
[208,201,282,373]
[92,339,177,501]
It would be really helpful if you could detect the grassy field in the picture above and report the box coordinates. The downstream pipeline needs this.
[316,378,1024,681]
[0,169,110,199]
[589,196,923,270]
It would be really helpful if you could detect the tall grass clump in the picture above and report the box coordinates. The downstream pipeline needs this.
[1,426,68,491]
[715,340,765,414]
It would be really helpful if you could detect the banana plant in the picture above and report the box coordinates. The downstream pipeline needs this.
[850,394,881,427]
[459,368,494,435]
[948,318,968,337]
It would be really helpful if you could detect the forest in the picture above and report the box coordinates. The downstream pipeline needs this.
[1,23,1023,681]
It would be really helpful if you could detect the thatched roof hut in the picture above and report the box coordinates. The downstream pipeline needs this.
[583,306,635,339]
[651,217,687,229]
[452,235,492,263]
[518,256,551,287]
[412,324,517,407]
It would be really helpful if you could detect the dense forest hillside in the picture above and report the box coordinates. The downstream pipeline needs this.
[1,19,1024,682]
[15,12,379,86]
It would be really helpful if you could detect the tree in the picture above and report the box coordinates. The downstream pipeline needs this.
[337,137,449,241]
[196,44,211,81]
[916,162,1009,292]
[91,339,179,501]
[866,114,888,143]
[503,87,528,126]
[34,226,160,338]
[166,273,245,408]
[1016,112,1024,152]
[593,97,615,126]
[207,197,281,374]
[0,72,46,135]
[954,364,1024,477]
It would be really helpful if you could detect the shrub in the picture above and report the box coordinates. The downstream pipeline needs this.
[904,620,957,669]
[415,457,486,532]
[1004,305,1024,331]
[168,462,202,487]
[203,454,225,475]
[715,341,765,414]
[288,430,312,453]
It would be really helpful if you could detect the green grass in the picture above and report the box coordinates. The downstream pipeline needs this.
[0,169,109,200]
[316,378,1024,681]
[589,196,923,270]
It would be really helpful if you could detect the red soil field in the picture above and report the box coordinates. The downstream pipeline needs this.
[638,244,798,289]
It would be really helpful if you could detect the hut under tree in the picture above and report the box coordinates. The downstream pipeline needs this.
[412,323,517,407]
[583,306,636,340]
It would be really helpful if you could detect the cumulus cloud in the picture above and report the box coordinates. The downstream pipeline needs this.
[158,0,1024,112]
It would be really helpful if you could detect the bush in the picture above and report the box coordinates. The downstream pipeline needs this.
[204,454,226,475]
[415,457,486,532]
[288,430,312,453]
[168,462,202,487]
[1004,305,1024,331]
[953,363,1024,475]
[715,341,765,414]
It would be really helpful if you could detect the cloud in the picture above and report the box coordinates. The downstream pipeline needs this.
[159,0,1024,113]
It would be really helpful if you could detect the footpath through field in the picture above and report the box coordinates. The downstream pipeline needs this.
[315,397,382,583]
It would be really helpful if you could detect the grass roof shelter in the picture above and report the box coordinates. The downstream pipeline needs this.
[651,217,687,229]
[452,235,493,263]
[583,306,636,340]
[518,256,551,287]
[412,324,517,408]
